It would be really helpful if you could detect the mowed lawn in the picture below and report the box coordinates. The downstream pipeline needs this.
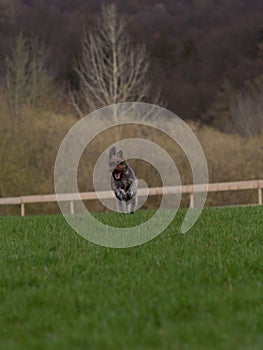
[0,207,262,350]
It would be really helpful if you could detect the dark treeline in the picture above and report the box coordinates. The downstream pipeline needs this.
[0,0,263,132]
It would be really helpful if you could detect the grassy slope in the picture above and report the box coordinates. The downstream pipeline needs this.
[0,207,262,350]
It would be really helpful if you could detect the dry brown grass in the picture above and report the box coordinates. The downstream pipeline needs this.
[0,100,262,213]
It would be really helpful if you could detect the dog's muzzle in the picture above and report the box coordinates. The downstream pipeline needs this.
[113,170,122,180]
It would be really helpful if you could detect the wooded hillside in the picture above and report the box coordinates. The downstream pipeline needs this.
[0,0,263,129]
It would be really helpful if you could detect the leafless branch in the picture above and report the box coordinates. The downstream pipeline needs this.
[72,3,162,117]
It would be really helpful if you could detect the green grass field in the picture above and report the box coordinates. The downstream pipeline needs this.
[0,207,262,350]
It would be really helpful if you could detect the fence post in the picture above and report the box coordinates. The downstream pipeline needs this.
[190,193,194,208]
[70,201,74,214]
[258,182,262,205]
[21,202,25,216]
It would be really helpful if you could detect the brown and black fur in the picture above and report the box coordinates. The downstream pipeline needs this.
[109,147,137,214]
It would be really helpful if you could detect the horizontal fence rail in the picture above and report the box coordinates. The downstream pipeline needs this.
[0,179,262,216]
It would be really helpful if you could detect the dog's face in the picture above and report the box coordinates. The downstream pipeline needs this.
[109,147,127,180]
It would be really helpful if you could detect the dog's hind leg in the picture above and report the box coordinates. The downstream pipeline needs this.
[127,180,137,214]
[126,201,131,213]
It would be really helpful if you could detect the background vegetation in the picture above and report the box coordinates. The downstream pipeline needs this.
[1,0,263,123]
[0,0,263,213]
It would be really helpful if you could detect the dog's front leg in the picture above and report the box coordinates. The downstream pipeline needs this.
[130,195,137,214]
[116,199,126,214]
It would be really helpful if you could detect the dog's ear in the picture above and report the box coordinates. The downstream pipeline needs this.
[109,147,116,160]
[117,150,123,159]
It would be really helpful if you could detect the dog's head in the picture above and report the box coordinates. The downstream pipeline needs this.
[109,147,127,180]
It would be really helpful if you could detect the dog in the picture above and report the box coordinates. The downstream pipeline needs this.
[109,147,137,214]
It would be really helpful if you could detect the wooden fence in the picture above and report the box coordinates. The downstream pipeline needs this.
[0,179,262,216]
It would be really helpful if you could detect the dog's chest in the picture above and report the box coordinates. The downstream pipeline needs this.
[112,164,135,191]
[113,175,132,191]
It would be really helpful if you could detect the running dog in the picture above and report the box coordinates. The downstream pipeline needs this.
[109,147,137,214]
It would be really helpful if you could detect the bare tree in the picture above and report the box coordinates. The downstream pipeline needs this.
[72,3,160,116]
[4,33,29,118]
[229,89,263,136]
[4,33,53,118]
[205,78,263,136]
[27,37,53,108]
